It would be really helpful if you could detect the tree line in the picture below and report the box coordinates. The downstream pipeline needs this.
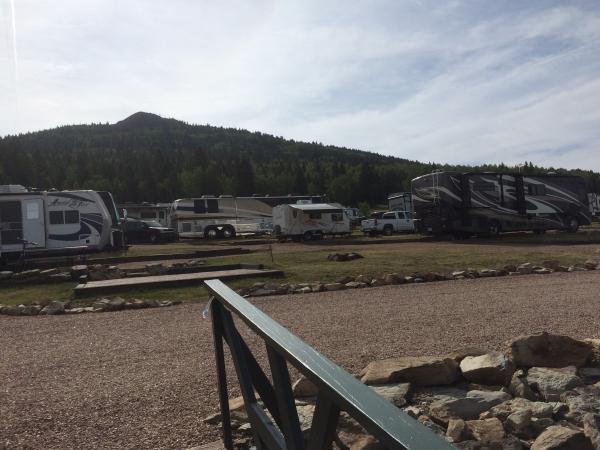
[1,112,599,207]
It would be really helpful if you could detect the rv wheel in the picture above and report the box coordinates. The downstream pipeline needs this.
[567,217,579,233]
[303,231,312,241]
[488,221,500,237]
[205,227,219,239]
[149,234,158,244]
[383,225,393,236]
[222,226,236,239]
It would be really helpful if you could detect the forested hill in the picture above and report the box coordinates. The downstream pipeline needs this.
[1,112,599,205]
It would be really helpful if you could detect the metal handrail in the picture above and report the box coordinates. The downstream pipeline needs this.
[205,279,454,450]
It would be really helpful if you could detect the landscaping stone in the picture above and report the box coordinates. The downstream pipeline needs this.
[19,304,42,316]
[584,260,598,270]
[383,273,402,284]
[526,366,584,401]
[447,418,467,442]
[583,413,600,449]
[505,409,532,436]
[323,282,344,291]
[489,398,553,421]
[143,299,162,308]
[533,268,552,275]
[360,356,460,386]
[465,418,506,443]
[509,369,538,400]
[39,300,65,315]
[542,260,560,270]
[530,425,592,450]
[429,390,511,423]
[585,339,600,367]
[345,281,367,289]
[105,297,126,311]
[460,352,516,386]
[508,333,592,368]
[560,385,600,426]
[579,367,600,384]
[517,263,533,274]
[292,376,318,398]
[370,383,411,407]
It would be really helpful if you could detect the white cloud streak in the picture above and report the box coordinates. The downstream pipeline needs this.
[0,0,599,170]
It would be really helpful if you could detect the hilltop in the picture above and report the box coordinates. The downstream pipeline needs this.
[0,112,598,204]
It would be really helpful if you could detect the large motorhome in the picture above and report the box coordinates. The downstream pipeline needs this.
[118,202,171,227]
[170,195,325,238]
[0,185,124,262]
[589,193,600,218]
[412,172,592,236]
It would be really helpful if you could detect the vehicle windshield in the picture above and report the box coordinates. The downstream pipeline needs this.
[143,220,163,228]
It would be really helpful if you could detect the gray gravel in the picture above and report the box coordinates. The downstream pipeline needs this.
[1,271,599,449]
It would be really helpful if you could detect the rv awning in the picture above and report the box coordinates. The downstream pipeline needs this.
[288,203,343,213]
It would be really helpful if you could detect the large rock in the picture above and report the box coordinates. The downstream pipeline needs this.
[105,297,126,311]
[489,398,554,421]
[465,418,505,443]
[505,409,532,438]
[323,283,344,291]
[39,300,66,315]
[583,413,600,449]
[579,367,600,385]
[531,425,593,450]
[370,383,411,407]
[508,333,592,368]
[429,390,511,423]
[360,356,460,386]
[526,367,584,401]
[460,352,515,386]
[447,418,467,442]
[509,369,538,400]
[560,385,600,426]
[585,339,600,367]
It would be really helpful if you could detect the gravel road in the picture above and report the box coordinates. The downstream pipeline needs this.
[2,271,599,449]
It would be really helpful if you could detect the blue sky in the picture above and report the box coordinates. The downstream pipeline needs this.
[1,0,600,170]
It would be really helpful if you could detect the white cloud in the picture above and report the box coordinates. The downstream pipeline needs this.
[1,0,599,170]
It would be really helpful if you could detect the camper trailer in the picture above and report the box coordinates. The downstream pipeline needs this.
[118,202,171,227]
[412,172,592,236]
[0,185,123,262]
[589,193,600,218]
[272,203,351,241]
[170,195,325,239]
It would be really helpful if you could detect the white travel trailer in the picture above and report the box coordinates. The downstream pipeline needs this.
[170,195,325,239]
[118,202,171,227]
[0,185,123,262]
[589,193,600,218]
[272,203,351,241]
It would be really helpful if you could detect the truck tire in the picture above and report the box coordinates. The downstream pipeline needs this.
[383,225,393,236]
[303,231,312,241]
[488,221,500,237]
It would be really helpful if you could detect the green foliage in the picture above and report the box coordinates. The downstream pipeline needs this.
[1,112,599,206]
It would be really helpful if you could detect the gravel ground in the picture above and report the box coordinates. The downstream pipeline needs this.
[2,271,600,449]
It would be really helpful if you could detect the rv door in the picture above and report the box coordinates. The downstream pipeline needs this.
[22,198,46,248]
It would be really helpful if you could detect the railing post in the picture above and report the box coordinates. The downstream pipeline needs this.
[306,393,340,450]
[210,299,234,450]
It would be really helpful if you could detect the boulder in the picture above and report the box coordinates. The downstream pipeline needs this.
[370,383,411,407]
[39,300,65,315]
[383,273,402,284]
[292,376,318,398]
[447,418,467,442]
[526,366,584,401]
[20,304,42,316]
[533,268,553,275]
[323,283,344,291]
[579,367,600,385]
[355,274,371,284]
[517,263,533,274]
[429,390,511,423]
[505,409,532,436]
[345,281,368,289]
[360,356,460,386]
[489,398,553,421]
[448,347,489,362]
[465,418,505,443]
[583,413,600,449]
[509,369,538,400]
[584,260,598,270]
[585,339,600,367]
[105,297,126,311]
[508,333,592,368]
[460,352,515,386]
[542,260,560,270]
[560,385,600,426]
[143,299,162,308]
[531,425,592,450]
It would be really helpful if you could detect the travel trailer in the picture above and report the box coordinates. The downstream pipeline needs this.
[589,193,600,218]
[0,185,123,262]
[412,172,592,236]
[118,202,171,227]
[170,195,325,238]
[272,203,351,240]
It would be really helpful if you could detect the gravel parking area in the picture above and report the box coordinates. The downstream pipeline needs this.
[2,271,600,449]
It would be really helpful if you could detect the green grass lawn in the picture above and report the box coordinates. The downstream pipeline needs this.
[1,230,599,307]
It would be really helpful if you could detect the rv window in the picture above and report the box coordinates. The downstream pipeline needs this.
[141,211,156,219]
[193,200,206,214]
[206,199,219,213]
[308,212,321,219]
[181,223,192,232]
[331,213,344,222]
[65,210,79,224]
[26,202,39,220]
[527,184,547,196]
[49,211,64,225]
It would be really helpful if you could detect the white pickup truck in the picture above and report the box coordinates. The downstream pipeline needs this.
[361,210,414,235]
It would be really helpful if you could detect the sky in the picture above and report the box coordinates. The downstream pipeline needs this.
[1,0,600,171]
